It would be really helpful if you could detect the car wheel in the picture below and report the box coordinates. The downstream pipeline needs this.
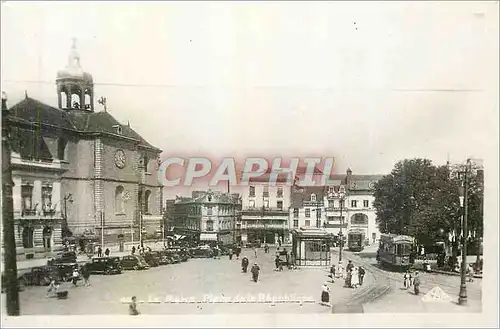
[133,265,139,271]
[105,269,111,275]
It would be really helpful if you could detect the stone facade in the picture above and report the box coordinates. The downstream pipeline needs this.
[4,42,162,259]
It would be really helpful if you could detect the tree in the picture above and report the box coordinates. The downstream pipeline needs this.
[373,158,462,245]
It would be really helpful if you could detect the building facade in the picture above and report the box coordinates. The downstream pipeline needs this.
[3,42,163,259]
[170,191,241,245]
[289,169,383,246]
[235,173,291,245]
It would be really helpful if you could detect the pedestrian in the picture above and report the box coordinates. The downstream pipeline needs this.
[251,263,260,282]
[408,271,413,287]
[97,246,102,257]
[264,244,269,254]
[275,255,281,271]
[46,278,59,298]
[105,248,110,257]
[129,296,140,316]
[403,271,408,289]
[71,267,79,287]
[358,266,366,286]
[82,264,91,286]
[236,247,241,259]
[320,282,330,306]
[229,247,233,260]
[131,246,136,255]
[253,247,257,258]
[413,271,421,295]
[351,267,359,288]
[346,260,354,272]
[345,269,352,288]
[241,256,249,273]
[337,261,344,279]
[329,264,336,283]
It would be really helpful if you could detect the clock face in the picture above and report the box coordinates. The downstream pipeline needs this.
[114,149,126,169]
[369,181,376,190]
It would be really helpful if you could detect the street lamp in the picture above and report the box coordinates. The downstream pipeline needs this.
[457,159,471,306]
[338,191,346,263]
[2,91,20,315]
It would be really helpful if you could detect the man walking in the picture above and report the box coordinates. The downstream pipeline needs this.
[105,248,110,257]
[97,246,103,257]
[358,266,366,286]
[251,263,260,282]
[82,264,91,286]
[129,296,140,315]
[413,271,421,295]
[241,256,249,273]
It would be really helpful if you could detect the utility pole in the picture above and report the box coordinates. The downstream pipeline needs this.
[2,92,20,315]
[139,211,143,248]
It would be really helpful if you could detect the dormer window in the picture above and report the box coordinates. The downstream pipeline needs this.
[311,193,317,202]
[112,125,123,135]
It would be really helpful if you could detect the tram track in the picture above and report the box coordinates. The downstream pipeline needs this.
[334,250,481,307]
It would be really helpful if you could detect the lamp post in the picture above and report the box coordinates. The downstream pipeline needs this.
[458,159,471,306]
[338,191,346,263]
[2,91,20,315]
[62,193,73,237]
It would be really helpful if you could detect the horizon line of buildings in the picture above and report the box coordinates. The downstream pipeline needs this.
[164,168,383,247]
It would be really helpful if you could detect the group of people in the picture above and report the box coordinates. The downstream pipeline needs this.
[228,246,242,260]
[96,246,111,258]
[239,255,260,282]
[404,270,421,295]
[46,263,91,298]
[333,260,365,289]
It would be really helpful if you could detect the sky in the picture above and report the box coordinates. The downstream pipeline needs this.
[1,1,498,197]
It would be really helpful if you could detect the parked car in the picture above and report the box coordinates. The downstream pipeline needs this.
[50,251,77,264]
[86,257,122,275]
[120,255,150,270]
[150,251,169,265]
[143,252,160,267]
[165,249,183,263]
[18,266,53,286]
[169,248,189,262]
[189,246,214,258]
[50,263,80,282]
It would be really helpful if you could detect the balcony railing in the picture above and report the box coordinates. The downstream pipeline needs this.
[22,209,36,216]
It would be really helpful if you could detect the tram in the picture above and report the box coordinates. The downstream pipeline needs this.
[377,234,415,270]
[347,231,365,252]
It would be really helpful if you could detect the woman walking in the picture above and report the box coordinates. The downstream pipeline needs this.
[320,282,330,306]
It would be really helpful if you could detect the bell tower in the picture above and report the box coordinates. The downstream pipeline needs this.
[56,39,94,111]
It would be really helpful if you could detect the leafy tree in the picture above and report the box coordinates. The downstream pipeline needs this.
[373,158,462,245]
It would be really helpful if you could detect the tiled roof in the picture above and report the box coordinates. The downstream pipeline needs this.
[7,97,160,151]
[290,186,326,208]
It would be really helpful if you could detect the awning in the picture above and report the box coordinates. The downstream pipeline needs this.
[200,233,218,241]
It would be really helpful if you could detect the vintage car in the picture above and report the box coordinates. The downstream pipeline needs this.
[86,257,122,275]
[189,246,214,258]
[169,248,190,262]
[120,255,150,271]
[142,252,160,267]
[50,251,77,264]
[50,263,81,282]
[18,266,53,286]
[149,251,169,265]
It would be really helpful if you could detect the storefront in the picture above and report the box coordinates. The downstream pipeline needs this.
[291,227,334,267]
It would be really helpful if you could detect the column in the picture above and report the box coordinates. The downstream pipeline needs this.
[90,91,94,111]
[80,87,85,109]
[66,86,72,109]
[33,180,42,213]
[51,181,61,215]
[12,177,22,216]
[300,240,305,264]
[57,86,62,108]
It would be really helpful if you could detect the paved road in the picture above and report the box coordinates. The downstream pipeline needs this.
[4,248,362,315]
[340,250,482,313]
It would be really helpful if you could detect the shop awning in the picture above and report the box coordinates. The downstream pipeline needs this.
[200,233,218,241]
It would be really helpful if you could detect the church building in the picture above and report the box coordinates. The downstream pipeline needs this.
[3,41,163,260]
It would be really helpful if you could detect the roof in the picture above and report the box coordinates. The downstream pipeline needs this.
[290,186,326,208]
[291,227,333,238]
[7,97,160,152]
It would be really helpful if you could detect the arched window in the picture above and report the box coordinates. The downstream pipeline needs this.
[311,194,317,202]
[22,226,34,248]
[206,220,214,231]
[115,186,125,214]
[351,213,368,225]
[144,190,151,215]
